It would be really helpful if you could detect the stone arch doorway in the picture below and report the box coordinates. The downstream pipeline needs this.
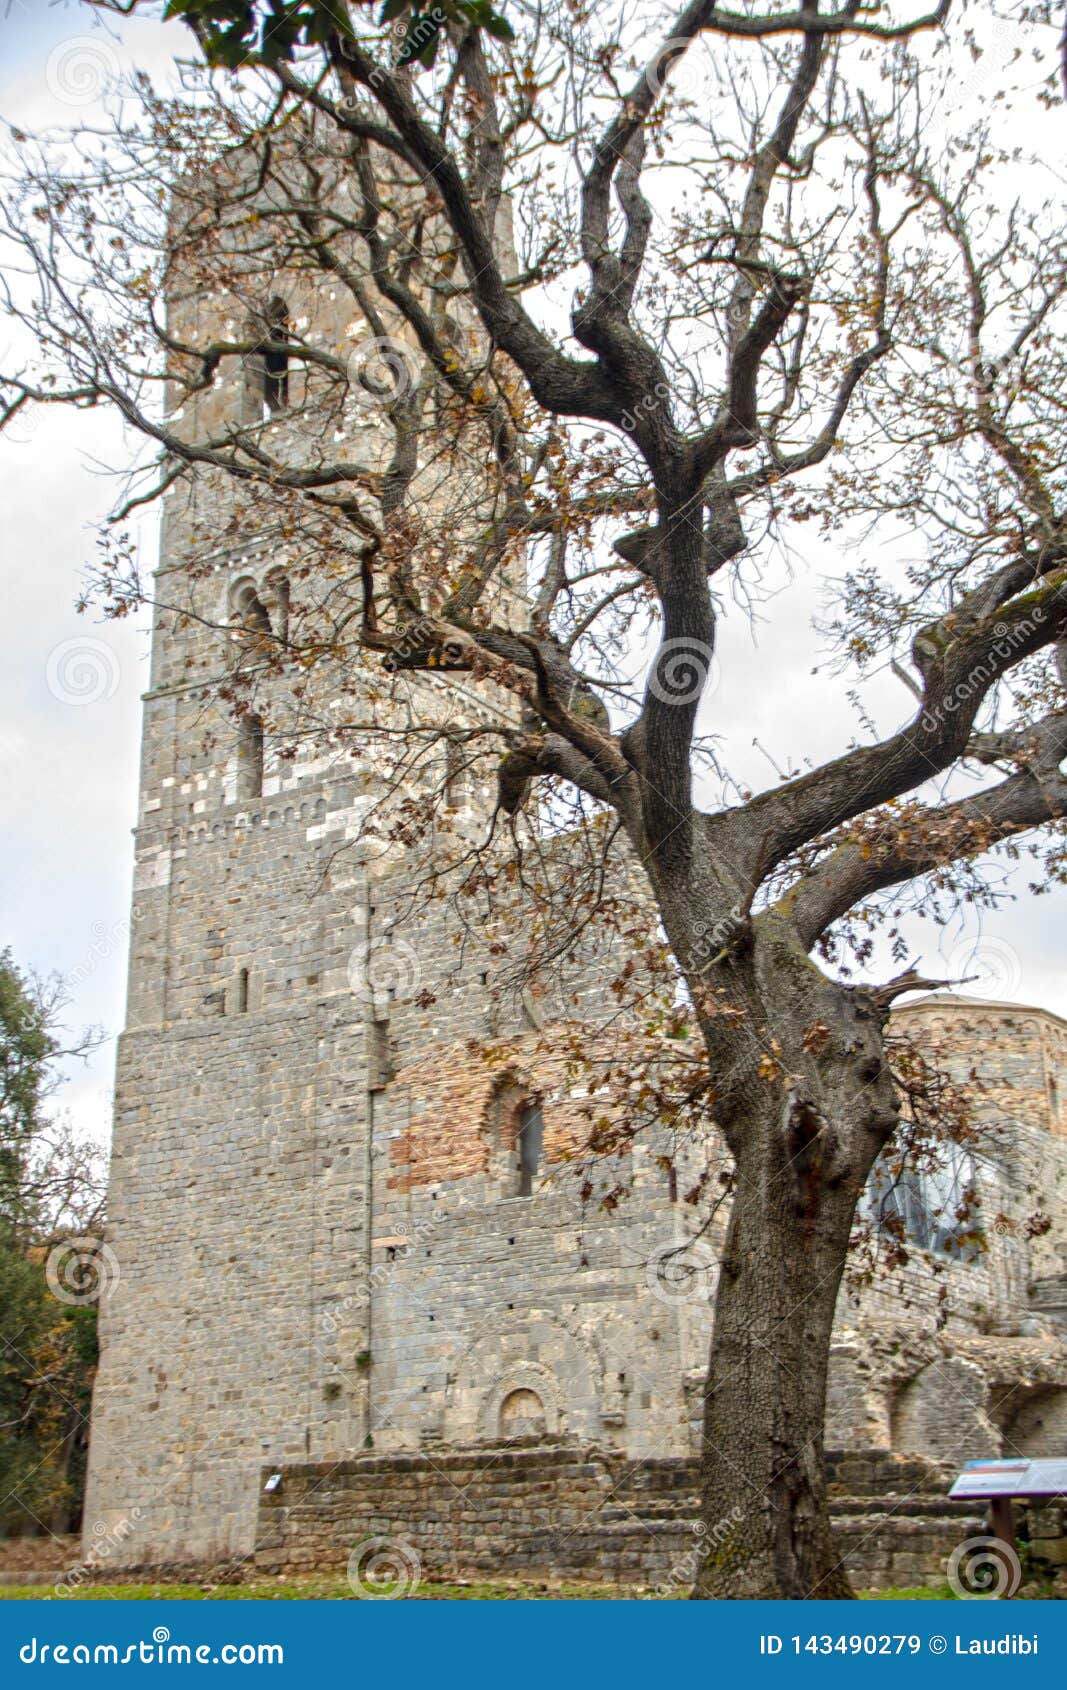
[498,1388,547,1439]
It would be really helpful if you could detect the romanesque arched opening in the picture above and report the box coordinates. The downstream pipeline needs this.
[517,1102,543,1197]
[498,1388,547,1440]
[231,578,272,638]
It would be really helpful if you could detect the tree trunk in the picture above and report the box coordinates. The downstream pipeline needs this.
[673,926,903,1600]
[692,1134,860,1598]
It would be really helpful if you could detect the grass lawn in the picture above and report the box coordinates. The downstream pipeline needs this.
[0,1576,957,1600]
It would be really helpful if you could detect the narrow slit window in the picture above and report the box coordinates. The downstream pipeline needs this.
[261,296,290,415]
[236,967,249,1014]
[517,1103,543,1198]
[237,713,264,800]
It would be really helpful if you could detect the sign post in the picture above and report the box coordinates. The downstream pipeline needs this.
[949,1457,1067,1596]
[988,1495,1015,1561]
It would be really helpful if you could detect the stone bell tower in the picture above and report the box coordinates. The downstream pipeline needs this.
[81,195,522,1565]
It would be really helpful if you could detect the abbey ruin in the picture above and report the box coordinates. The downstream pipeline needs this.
[83,501,1067,1587]
[80,170,1067,1594]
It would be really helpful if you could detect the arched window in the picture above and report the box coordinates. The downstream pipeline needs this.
[864,1142,980,1260]
[498,1388,546,1439]
[261,295,290,415]
[232,579,272,638]
[243,296,291,420]
[485,1082,545,1198]
[236,712,264,800]
[517,1102,543,1198]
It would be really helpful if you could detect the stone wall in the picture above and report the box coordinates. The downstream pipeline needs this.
[1025,1503,1067,1571]
[252,1442,985,1592]
[86,801,1067,1566]
[892,997,1067,1143]
[82,529,663,1564]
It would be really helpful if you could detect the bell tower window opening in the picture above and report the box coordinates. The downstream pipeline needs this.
[246,295,291,419]
[233,580,272,639]
[236,712,264,800]
[517,1103,543,1198]
[263,347,288,415]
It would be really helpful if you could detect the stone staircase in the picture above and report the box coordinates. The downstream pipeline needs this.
[519,1449,987,1590]
[254,1440,989,1591]
[824,1450,987,1588]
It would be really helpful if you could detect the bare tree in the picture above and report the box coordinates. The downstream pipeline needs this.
[4,0,1067,1596]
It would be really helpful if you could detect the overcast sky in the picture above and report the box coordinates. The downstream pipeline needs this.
[1,0,1064,1153]
[1,0,175,1142]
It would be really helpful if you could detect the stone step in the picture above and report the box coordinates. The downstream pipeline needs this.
[584,1498,983,1532]
[612,1458,954,1504]
[612,1486,961,1518]
[826,1456,953,1496]
[611,1475,699,1501]
[514,1507,984,1590]
[527,1520,692,1544]
[832,1513,985,1537]
[830,1495,983,1520]
[592,1494,981,1531]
